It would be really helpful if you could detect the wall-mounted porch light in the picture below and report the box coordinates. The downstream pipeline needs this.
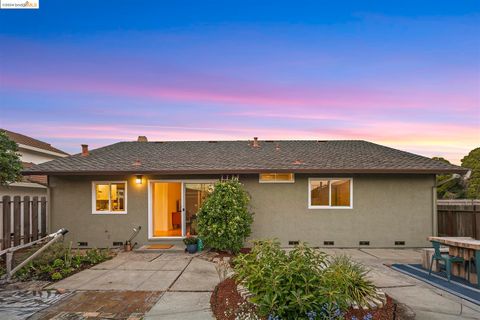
[135,175,143,185]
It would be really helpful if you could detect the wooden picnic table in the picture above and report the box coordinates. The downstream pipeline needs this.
[428,236,480,287]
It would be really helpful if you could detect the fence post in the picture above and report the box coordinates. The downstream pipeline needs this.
[32,196,39,241]
[2,195,11,249]
[23,196,31,243]
[474,205,478,240]
[13,196,21,246]
[41,197,47,237]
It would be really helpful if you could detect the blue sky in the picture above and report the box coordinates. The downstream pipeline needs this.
[0,0,479,163]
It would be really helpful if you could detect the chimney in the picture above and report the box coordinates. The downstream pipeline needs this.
[81,144,89,156]
[137,136,148,142]
[253,137,259,148]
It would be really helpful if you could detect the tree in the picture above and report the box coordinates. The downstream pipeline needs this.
[197,178,253,253]
[461,147,480,199]
[432,157,465,199]
[0,130,23,186]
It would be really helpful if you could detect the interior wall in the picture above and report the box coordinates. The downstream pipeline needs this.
[152,182,181,235]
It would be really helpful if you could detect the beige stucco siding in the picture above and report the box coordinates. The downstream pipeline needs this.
[48,174,435,248]
[243,174,435,248]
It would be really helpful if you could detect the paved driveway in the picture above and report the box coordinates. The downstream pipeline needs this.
[42,251,218,319]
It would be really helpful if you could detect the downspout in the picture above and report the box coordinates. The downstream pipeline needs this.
[432,176,438,236]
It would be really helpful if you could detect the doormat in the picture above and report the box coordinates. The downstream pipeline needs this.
[145,244,174,249]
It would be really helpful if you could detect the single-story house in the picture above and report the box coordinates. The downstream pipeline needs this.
[23,137,467,248]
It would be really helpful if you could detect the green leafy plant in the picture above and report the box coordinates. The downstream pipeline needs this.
[323,255,377,307]
[233,240,378,319]
[15,242,111,281]
[197,178,253,253]
[0,130,23,186]
[183,235,198,245]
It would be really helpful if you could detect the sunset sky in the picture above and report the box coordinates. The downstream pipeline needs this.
[0,1,478,164]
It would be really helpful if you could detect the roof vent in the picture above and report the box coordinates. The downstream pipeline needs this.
[292,159,304,165]
[132,159,142,166]
[81,144,89,157]
[252,137,259,148]
[137,136,148,142]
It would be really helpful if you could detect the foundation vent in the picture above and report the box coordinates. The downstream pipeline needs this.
[323,241,334,246]
[288,240,299,246]
[77,242,88,247]
[359,241,370,246]
[395,241,405,246]
[113,241,124,246]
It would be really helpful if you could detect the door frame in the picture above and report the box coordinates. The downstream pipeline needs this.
[147,179,216,240]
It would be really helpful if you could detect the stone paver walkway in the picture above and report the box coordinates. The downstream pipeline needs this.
[321,248,480,320]
[45,251,218,319]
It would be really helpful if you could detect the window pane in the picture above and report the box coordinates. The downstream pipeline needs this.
[331,179,351,207]
[110,183,126,211]
[95,184,110,211]
[311,180,329,206]
[260,173,294,182]
[275,173,294,181]
[259,173,276,181]
[185,183,213,235]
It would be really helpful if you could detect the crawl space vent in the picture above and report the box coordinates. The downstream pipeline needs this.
[395,241,406,246]
[323,241,334,246]
[113,241,124,246]
[77,242,88,247]
[359,241,370,246]
[288,240,300,246]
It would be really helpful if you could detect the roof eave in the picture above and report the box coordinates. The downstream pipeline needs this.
[22,167,468,176]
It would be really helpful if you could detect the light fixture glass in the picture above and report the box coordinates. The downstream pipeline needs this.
[135,175,143,184]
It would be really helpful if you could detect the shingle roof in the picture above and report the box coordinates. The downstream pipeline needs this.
[2,129,69,156]
[22,140,466,175]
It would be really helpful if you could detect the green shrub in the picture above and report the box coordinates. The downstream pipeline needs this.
[233,240,377,319]
[323,255,377,307]
[197,178,253,253]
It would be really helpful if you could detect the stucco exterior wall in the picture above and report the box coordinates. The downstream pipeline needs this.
[48,173,435,248]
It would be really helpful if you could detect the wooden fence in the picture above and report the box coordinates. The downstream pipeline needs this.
[437,200,480,240]
[0,195,47,250]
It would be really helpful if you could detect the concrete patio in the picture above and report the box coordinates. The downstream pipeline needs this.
[27,248,480,319]
[321,248,480,320]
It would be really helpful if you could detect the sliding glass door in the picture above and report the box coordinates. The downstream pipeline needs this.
[150,181,214,238]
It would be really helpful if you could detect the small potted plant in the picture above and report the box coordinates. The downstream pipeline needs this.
[183,235,199,254]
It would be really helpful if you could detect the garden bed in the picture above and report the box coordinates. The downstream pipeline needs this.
[211,278,396,320]
[1,243,115,282]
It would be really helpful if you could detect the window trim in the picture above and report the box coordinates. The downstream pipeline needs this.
[92,181,128,214]
[308,178,353,209]
[259,173,295,184]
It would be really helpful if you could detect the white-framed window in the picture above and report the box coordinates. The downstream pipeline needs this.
[92,181,127,214]
[308,178,353,209]
[259,173,295,183]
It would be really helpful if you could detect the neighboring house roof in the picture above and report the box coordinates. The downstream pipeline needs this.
[22,140,467,175]
[2,129,69,156]
[21,162,48,185]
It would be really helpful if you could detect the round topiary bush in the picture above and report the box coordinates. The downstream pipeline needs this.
[197,178,253,253]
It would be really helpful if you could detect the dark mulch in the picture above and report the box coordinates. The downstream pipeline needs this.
[212,248,251,260]
[211,278,256,320]
[211,278,396,320]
